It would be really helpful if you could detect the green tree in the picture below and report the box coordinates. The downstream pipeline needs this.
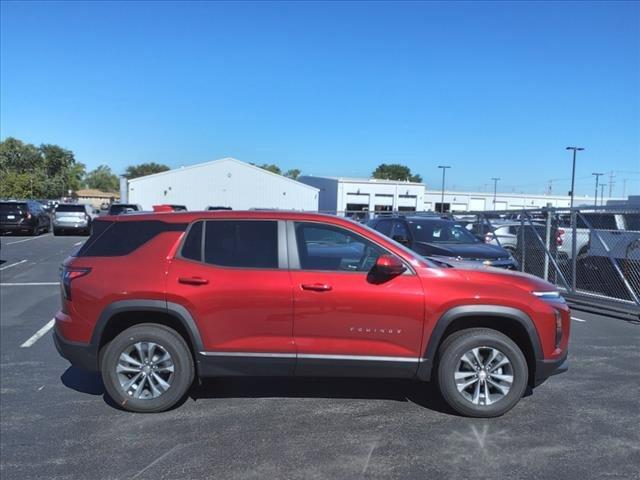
[257,163,282,175]
[0,137,42,173]
[0,137,87,198]
[284,168,301,180]
[84,165,119,192]
[124,162,170,179]
[372,163,422,183]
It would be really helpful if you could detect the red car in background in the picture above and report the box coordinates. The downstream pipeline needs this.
[54,211,569,417]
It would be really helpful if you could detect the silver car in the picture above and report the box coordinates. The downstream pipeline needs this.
[53,204,94,236]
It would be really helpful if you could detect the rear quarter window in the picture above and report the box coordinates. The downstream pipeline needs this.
[76,220,186,256]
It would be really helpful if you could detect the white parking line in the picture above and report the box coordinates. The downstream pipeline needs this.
[5,234,51,245]
[571,317,587,323]
[74,241,83,246]
[20,319,55,348]
[1,282,58,286]
[0,259,27,271]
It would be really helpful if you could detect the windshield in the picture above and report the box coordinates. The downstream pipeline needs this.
[408,219,480,244]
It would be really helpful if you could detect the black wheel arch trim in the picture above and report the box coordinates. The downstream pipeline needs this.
[90,299,205,353]
[416,305,544,381]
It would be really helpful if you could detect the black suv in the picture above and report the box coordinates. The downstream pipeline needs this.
[368,215,517,269]
[0,200,51,235]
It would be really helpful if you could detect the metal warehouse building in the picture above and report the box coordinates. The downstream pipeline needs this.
[297,176,426,216]
[423,190,605,212]
[126,158,319,211]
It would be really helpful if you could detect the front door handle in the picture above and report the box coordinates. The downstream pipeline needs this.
[178,276,209,286]
[301,283,332,292]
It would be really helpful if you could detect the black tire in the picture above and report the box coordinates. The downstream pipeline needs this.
[30,225,39,236]
[53,228,61,236]
[437,328,528,418]
[101,323,195,413]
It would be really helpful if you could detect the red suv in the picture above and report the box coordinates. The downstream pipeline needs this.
[54,211,569,417]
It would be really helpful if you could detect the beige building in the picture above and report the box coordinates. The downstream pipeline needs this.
[75,189,120,209]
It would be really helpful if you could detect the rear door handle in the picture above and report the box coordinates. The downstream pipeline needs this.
[178,276,209,285]
[301,283,332,292]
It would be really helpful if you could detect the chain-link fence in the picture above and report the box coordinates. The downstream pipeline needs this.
[454,206,640,308]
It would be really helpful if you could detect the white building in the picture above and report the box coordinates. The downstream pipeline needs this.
[424,190,608,212]
[127,158,319,211]
[297,176,426,215]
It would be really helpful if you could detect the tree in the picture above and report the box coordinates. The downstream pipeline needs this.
[84,165,119,192]
[0,137,41,173]
[124,162,170,179]
[257,163,282,175]
[284,168,301,180]
[372,163,422,183]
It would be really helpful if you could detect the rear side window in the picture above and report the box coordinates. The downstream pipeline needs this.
[579,213,617,230]
[76,220,186,256]
[0,202,27,213]
[203,220,278,268]
[181,221,203,261]
[56,204,86,213]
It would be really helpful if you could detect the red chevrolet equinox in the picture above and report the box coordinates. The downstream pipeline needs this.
[54,211,569,417]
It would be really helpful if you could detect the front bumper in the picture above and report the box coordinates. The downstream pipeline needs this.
[53,327,98,372]
[534,353,569,387]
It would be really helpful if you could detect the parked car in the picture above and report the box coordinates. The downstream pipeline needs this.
[368,215,518,269]
[54,211,569,417]
[107,203,143,215]
[0,200,51,235]
[53,204,94,235]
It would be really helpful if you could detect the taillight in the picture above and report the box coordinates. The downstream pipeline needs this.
[556,228,565,246]
[61,266,91,301]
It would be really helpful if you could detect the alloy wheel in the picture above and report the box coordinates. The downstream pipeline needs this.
[454,346,513,406]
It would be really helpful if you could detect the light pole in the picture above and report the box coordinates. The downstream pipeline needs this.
[592,172,603,206]
[438,165,450,213]
[600,183,606,206]
[491,177,500,210]
[566,146,585,208]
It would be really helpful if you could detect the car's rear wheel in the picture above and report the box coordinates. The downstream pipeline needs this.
[437,328,528,417]
[101,324,195,413]
[53,228,61,236]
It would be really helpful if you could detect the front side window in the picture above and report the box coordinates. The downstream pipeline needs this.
[374,219,393,236]
[294,222,384,272]
[204,220,278,268]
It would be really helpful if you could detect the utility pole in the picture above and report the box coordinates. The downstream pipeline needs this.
[491,177,500,210]
[600,183,606,206]
[566,146,585,209]
[437,166,450,213]
[592,172,603,206]
[622,178,628,198]
[608,171,615,197]
[548,179,553,195]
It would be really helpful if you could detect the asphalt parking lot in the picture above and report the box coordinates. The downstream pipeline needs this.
[0,233,639,480]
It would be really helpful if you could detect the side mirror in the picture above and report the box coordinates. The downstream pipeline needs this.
[373,254,406,277]
[392,234,410,245]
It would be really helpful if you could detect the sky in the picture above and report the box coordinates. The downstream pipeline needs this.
[1,1,639,197]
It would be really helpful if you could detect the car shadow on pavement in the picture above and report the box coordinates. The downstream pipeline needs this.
[61,366,104,395]
[192,377,459,415]
[61,367,459,415]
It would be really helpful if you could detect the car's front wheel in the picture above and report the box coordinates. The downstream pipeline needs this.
[101,324,195,413]
[437,328,528,417]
